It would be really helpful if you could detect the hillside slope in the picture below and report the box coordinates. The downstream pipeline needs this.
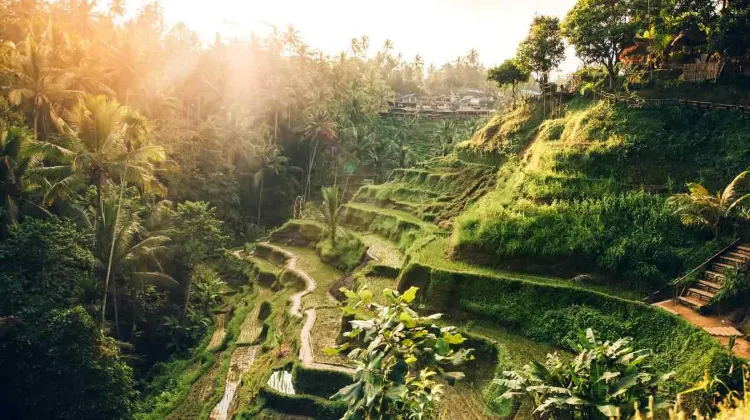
[452,97,750,293]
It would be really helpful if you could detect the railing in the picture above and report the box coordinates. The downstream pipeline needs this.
[594,90,750,114]
[672,239,740,301]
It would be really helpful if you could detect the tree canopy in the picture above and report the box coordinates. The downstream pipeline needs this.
[516,15,566,85]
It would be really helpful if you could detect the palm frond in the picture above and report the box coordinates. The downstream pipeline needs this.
[129,271,179,289]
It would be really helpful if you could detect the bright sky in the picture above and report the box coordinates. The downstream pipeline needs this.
[128,0,581,74]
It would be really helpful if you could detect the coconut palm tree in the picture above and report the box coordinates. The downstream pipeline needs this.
[4,36,71,140]
[321,185,341,245]
[302,107,337,199]
[668,171,750,238]
[283,24,301,57]
[42,95,166,217]
[108,0,127,20]
[436,120,457,156]
[0,126,51,227]
[251,138,287,225]
[38,95,166,329]
[95,194,177,338]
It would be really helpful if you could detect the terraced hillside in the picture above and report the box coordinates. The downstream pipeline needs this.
[337,100,737,412]
[139,98,741,419]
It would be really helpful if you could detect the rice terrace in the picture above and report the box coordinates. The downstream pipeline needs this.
[2,1,750,419]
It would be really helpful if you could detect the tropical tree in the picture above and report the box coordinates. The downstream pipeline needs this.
[516,16,566,85]
[0,126,49,227]
[301,107,337,199]
[42,95,165,224]
[367,134,398,181]
[95,193,177,338]
[435,120,458,157]
[562,0,636,88]
[668,171,750,238]
[487,59,530,108]
[39,95,166,328]
[328,286,473,419]
[168,201,228,318]
[191,264,225,315]
[3,36,71,139]
[320,185,341,246]
[251,137,287,225]
[497,329,674,419]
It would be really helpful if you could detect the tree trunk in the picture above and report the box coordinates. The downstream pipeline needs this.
[257,176,264,225]
[101,179,126,331]
[94,181,102,251]
[305,138,319,199]
[511,83,517,109]
[33,104,39,141]
[606,63,616,90]
[182,275,192,321]
[341,174,351,204]
[112,279,120,339]
[274,111,278,144]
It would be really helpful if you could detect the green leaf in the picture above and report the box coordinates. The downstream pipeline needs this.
[597,371,620,383]
[359,288,373,304]
[442,332,466,345]
[341,287,358,300]
[436,337,449,355]
[597,404,619,417]
[399,312,416,328]
[401,286,419,303]
[565,396,588,406]
[405,355,417,364]
[385,384,408,402]
[324,343,348,356]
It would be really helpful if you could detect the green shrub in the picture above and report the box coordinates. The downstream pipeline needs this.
[292,363,352,398]
[453,190,715,290]
[259,386,346,419]
[268,219,326,246]
[214,250,254,286]
[399,262,733,393]
[454,99,750,291]
[0,307,135,419]
[315,233,366,272]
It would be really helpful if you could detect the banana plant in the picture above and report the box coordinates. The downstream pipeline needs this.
[496,328,674,419]
[327,286,474,419]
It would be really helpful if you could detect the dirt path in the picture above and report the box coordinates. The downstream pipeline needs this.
[249,243,355,374]
[655,299,750,359]
[284,254,317,318]
[209,345,259,420]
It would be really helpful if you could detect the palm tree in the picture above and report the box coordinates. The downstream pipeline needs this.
[436,120,457,156]
[96,194,177,338]
[301,107,337,199]
[368,134,398,182]
[251,138,287,225]
[283,24,301,57]
[668,171,750,238]
[0,126,50,227]
[39,95,165,329]
[43,95,165,216]
[321,185,341,246]
[4,36,71,139]
[109,0,127,20]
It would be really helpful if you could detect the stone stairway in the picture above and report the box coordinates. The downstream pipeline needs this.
[677,242,750,310]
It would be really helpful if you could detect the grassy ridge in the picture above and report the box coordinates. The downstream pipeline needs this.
[398,261,732,392]
[451,98,750,290]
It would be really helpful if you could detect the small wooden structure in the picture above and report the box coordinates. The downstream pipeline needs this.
[682,62,722,82]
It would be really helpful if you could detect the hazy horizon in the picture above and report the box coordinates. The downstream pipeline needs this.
[126,0,581,75]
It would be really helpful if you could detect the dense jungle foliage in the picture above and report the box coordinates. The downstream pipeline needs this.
[2,0,750,418]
